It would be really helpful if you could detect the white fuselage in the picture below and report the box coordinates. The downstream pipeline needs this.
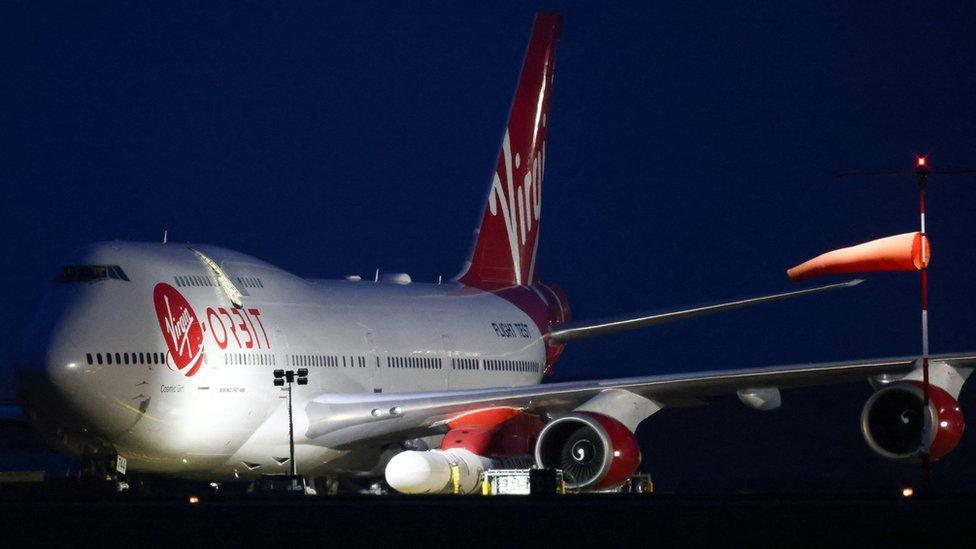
[19,242,547,479]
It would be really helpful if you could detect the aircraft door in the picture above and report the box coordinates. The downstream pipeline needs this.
[364,331,381,393]
[441,333,453,390]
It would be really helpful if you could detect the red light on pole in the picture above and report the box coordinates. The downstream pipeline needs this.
[915,156,929,175]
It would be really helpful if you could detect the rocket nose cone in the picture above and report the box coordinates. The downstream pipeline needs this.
[384,451,448,494]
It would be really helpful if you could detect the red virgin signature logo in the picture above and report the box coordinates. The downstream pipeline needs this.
[153,283,205,377]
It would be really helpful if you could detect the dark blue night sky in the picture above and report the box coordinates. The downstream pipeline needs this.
[3,1,976,492]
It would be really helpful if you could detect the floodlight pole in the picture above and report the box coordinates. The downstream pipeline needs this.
[287,378,297,476]
[274,368,304,478]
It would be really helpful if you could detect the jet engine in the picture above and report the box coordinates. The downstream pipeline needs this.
[861,381,965,461]
[534,412,641,490]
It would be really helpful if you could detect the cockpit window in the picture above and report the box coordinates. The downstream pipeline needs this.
[56,265,129,283]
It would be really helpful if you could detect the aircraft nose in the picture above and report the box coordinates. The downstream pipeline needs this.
[19,274,153,448]
[17,280,139,450]
[17,294,93,430]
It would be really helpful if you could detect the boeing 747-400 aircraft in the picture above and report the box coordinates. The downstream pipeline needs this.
[16,13,974,494]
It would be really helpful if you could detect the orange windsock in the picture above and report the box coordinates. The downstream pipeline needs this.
[787,232,930,282]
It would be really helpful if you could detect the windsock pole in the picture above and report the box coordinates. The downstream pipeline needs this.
[916,157,931,484]
[833,155,976,487]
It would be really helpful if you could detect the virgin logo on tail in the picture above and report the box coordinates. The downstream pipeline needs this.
[458,13,560,289]
[488,129,545,285]
[153,283,205,377]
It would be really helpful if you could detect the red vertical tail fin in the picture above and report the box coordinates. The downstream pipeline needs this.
[456,13,562,289]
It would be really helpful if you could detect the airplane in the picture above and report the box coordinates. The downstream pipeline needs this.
[15,12,975,494]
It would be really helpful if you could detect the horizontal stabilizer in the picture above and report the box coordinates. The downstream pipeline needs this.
[548,279,863,343]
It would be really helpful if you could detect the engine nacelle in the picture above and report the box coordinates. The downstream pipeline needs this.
[534,412,641,490]
[861,381,965,461]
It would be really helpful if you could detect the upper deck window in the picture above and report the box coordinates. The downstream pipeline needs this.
[57,265,129,283]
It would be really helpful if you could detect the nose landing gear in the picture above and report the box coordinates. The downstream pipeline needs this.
[78,452,130,492]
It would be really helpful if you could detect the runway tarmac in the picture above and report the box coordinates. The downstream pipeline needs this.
[0,489,973,545]
[2,390,976,545]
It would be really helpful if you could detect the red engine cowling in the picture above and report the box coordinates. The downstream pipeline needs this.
[440,408,544,456]
[534,412,641,490]
[861,381,965,461]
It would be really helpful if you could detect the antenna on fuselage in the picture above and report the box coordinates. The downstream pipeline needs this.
[162,229,168,244]
[374,269,380,283]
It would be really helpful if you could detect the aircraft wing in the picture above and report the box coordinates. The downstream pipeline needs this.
[304,353,976,449]
[548,279,863,343]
